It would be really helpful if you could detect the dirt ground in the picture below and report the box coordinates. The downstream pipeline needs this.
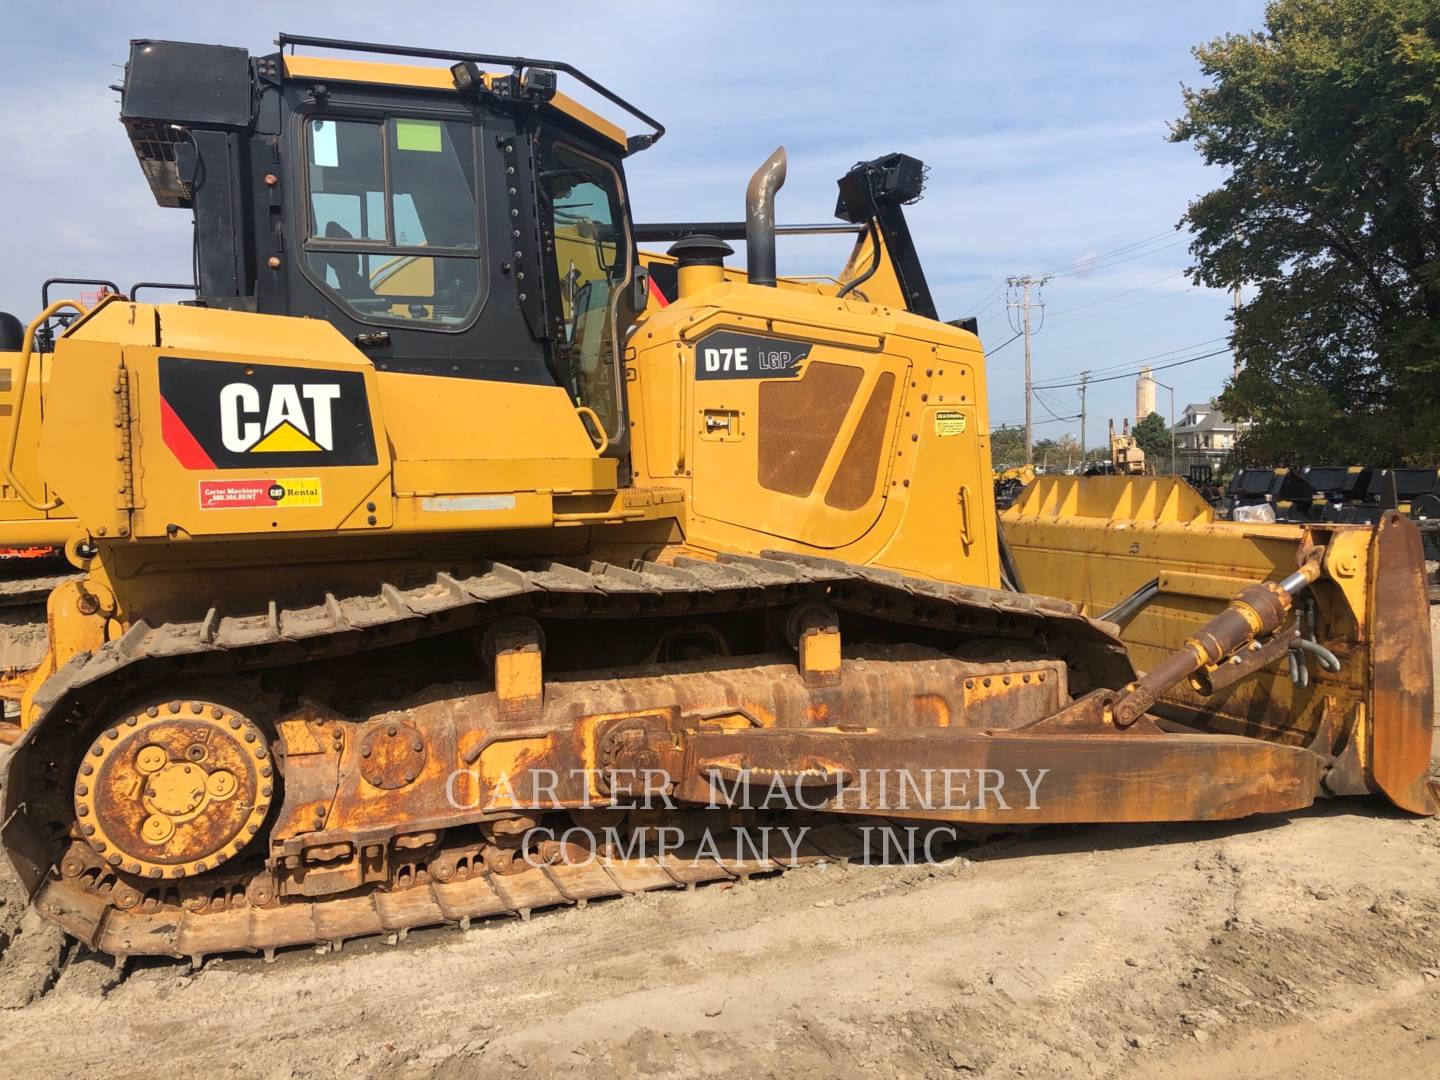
[0,612,1436,1079]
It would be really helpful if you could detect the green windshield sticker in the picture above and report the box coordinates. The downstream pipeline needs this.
[395,119,442,153]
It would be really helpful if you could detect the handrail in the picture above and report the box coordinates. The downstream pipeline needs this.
[276,32,665,152]
[633,223,863,242]
[128,281,196,302]
[5,300,87,511]
[41,278,119,310]
[573,405,610,455]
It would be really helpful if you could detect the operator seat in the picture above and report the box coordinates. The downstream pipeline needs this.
[320,221,370,299]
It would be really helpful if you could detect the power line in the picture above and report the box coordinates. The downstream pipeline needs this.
[1032,336,1229,388]
[1030,228,1176,277]
[985,330,1022,357]
[1033,347,1232,391]
[1033,387,1074,424]
[1041,271,1186,319]
[959,281,1007,315]
[990,413,1079,429]
[1043,237,1189,279]
[1044,286,1198,328]
[961,227,1189,314]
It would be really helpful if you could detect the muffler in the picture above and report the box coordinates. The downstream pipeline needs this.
[745,146,787,287]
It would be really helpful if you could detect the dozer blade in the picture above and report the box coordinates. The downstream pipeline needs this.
[1004,477,1438,815]
[1367,512,1437,814]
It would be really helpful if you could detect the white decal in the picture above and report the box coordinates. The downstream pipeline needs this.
[702,347,750,373]
[219,382,341,452]
[422,494,519,512]
[220,383,261,452]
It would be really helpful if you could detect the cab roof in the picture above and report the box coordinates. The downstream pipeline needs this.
[121,34,664,209]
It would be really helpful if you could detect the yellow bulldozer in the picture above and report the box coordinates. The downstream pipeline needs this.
[0,34,1432,964]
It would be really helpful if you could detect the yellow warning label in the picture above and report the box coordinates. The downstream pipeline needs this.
[934,410,968,437]
[275,477,323,506]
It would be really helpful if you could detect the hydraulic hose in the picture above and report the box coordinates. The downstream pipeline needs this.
[836,221,881,300]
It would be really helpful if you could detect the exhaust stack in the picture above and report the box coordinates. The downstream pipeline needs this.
[745,146,787,287]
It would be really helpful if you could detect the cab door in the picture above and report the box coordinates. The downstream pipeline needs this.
[282,86,546,388]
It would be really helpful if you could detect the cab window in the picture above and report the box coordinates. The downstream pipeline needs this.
[539,144,635,440]
[304,117,481,328]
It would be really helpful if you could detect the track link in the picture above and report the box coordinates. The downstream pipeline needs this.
[27,551,1126,722]
[35,820,952,964]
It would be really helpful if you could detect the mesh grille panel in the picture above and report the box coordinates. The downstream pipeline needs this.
[757,362,862,497]
[825,372,895,510]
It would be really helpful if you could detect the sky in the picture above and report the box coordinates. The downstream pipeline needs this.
[0,1,1267,451]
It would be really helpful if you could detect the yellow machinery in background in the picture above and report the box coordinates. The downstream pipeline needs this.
[1107,418,1147,475]
[993,463,1036,510]
[0,34,1431,963]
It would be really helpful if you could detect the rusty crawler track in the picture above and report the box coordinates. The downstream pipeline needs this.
[35,820,942,964]
[5,551,1129,961]
[26,551,1128,721]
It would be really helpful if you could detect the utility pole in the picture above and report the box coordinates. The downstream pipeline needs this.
[1153,377,1177,476]
[1232,284,1242,379]
[1007,275,1050,462]
[1078,370,1090,466]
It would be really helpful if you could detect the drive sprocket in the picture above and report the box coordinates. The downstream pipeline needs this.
[73,700,273,879]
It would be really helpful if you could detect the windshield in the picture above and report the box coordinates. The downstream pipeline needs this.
[305,116,481,328]
[539,144,634,441]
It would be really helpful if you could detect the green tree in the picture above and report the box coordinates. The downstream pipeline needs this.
[989,424,1026,468]
[1172,0,1440,466]
[1133,411,1173,471]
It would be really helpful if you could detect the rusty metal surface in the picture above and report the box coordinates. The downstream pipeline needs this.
[1002,476,1367,752]
[36,820,888,962]
[1199,625,1300,695]
[1,550,1135,882]
[75,700,273,880]
[1113,577,1309,728]
[22,550,1132,726]
[674,725,1322,823]
[13,629,1333,962]
[359,721,429,790]
[2,545,1351,965]
[1366,512,1438,814]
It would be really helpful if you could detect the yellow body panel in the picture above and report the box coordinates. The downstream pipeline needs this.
[628,280,997,587]
[35,301,647,550]
[0,349,62,538]
[0,342,89,548]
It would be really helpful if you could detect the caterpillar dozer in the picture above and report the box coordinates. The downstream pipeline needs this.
[1,34,1433,963]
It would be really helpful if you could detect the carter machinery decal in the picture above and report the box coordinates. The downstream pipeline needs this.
[199,478,323,510]
[159,356,378,470]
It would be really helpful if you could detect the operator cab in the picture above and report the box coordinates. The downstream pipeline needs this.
[118,35,664,459]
